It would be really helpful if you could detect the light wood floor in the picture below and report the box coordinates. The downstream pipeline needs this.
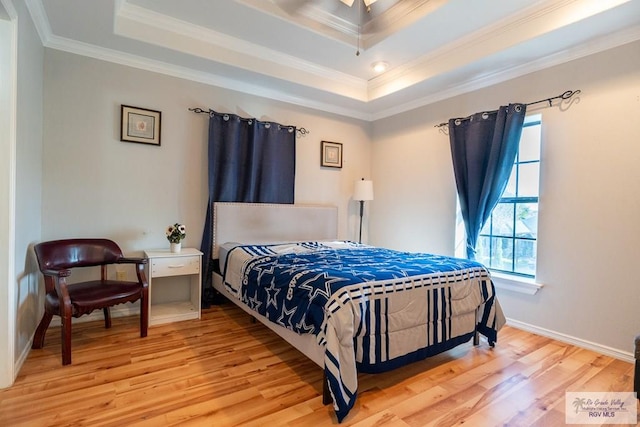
[0,303,635,426]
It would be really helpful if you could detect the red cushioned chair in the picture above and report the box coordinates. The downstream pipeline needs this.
[32,238,149,365]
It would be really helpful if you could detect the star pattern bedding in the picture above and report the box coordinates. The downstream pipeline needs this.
[222,241,505,422]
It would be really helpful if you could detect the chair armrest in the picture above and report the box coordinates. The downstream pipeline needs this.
[40,268,72,278]
[116,257,148,265]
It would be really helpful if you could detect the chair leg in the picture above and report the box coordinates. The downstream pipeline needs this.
[103,307,112,329]
[140,290,149,338]
[61,315,72,365]
[31,312,53,349]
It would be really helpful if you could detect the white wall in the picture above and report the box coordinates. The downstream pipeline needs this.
[42,50,372,256]
[371,40,640,355]
[0,4,16,389]
[0,0,43,388]
[13,0,43,369]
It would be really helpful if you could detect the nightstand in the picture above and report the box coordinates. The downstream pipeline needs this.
[144,248,202,325]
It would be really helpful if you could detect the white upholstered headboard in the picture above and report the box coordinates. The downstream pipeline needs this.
[212,202,338,259]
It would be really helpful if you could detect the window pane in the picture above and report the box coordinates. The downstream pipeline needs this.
[491,203,514,237]
[517,162,539,197]
[518,124,541,162]
[515,203,538,239]
[476,236,491,266]
[491,237,513,271]
[503,164,517,198]
[480,216,491,235]
[515,239,537,275]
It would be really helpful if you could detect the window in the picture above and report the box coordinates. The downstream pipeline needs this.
[475,115,541,277]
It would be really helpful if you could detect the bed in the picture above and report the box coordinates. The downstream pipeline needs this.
[211,202,505,422]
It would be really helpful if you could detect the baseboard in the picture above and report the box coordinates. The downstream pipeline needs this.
[13,329,35,384]
[506,318,634,363]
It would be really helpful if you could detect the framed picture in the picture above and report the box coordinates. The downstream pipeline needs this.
[120,105,161,146]
[321,141,342,168]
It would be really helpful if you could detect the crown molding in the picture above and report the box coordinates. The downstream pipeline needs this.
[368,0,629,100]
[21,0,640,123]
[115,0,369,102]
[371,24,640,121]
[361,0,447,49]
[236,0,355,48]
[238,0,441,50]
[24,0,50,44]
[42,32,373,121]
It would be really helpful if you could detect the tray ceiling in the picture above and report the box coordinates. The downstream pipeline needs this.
[26,0,640,120]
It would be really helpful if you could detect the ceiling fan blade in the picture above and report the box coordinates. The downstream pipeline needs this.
[340,0,377,7]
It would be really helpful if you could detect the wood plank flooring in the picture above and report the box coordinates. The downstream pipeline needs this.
[0,302,636,426]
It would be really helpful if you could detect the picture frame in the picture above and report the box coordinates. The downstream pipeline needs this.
[321,141,342,168]
[120,105,161,146]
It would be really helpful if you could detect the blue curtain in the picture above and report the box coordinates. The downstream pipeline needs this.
[449,103,526,260]
[200,111,296,306]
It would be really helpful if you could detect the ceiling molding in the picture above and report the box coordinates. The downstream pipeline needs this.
[24,0,51,44]
[361,0,448,49]
[236,0,355,47]
[22,0,640,123]
[41,32,375,121]
[371,23,640,121]
[115,0,369,101]
[368,0,632,100]
[239,0,443,50]
[299,3,359,38]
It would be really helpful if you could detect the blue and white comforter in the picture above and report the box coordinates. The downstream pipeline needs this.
[222,241,505,422]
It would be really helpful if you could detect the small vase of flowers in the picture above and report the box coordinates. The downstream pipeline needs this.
[166,222,186,253]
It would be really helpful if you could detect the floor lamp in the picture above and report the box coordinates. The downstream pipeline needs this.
[353,178,374,244]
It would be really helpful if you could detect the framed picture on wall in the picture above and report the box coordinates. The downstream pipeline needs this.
[321,141,342,168]
[120,105,162,146]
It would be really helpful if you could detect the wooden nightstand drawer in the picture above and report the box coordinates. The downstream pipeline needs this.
[150,255,200,278]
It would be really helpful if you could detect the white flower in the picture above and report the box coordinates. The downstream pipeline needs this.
[166,222,186,243]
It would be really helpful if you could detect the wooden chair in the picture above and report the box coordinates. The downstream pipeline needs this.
[32,238,149,365]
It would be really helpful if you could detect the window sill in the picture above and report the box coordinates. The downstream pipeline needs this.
[490,272,543,295]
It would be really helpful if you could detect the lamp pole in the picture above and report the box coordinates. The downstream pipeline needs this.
[358,199,365,244]
[354,178,373,244]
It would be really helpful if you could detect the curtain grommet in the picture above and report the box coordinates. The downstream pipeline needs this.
[223,114,229,121]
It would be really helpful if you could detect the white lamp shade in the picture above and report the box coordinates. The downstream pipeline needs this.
[354,180,374,201]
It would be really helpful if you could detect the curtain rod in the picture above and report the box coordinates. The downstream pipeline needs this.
[189,107,310,136]
[434,89,581,128]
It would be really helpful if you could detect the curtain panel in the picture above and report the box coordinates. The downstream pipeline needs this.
[449,103,526,260]
[200,111,296,306]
